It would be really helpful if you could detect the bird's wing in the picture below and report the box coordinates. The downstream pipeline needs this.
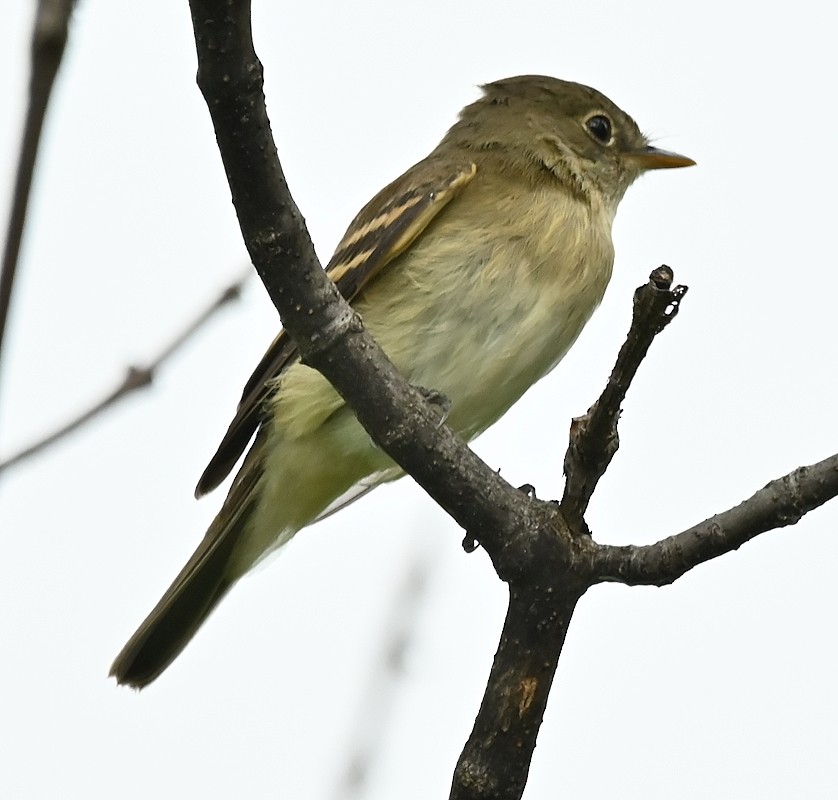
[195,158,477,497]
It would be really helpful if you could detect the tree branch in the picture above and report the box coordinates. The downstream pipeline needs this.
[186,0,536,556]
[186,7,594,798]
[588,452,838,586]
[450,515,587,800]
[0,269,250,473]
[184,4,837,799]
[0,0,75,438]
[561,266,687,528]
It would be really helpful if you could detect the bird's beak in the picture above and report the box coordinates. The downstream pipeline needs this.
[628,145,696,170]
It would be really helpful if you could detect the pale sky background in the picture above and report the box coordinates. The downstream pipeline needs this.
[1,2,836,798]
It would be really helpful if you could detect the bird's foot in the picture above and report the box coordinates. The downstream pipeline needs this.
[415,386,451,428]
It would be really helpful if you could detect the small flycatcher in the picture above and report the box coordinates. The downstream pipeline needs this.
[111,75,694,687]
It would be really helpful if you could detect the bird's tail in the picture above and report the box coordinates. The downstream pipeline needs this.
[108,522,238,689]
[110,440,266,689]
[110,405,396,688]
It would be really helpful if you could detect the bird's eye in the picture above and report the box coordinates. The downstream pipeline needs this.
[584,114,613,145]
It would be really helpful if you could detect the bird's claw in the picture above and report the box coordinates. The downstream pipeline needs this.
[415,386,452,428]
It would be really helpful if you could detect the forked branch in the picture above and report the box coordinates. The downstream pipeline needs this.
[185,5,838,800]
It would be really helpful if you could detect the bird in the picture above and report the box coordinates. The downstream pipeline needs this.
[111,75,694,687]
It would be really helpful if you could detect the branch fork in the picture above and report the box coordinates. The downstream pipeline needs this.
[183,5,838,798]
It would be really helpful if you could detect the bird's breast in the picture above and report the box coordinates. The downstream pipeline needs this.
[362,186,615,440]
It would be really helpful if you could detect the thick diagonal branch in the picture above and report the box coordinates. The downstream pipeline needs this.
[186,0,533,554]
[186,7,596,800]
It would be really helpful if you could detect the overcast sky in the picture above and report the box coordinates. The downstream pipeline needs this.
[2,2,836,798]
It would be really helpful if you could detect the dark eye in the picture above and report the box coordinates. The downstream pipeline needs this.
[585,114,613,144]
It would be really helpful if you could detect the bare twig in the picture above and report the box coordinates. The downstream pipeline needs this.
[0,269,251,472]
[561,266,687,528]
[588,452,838,585]
[0,0,76,428]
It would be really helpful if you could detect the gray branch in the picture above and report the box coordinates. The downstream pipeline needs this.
[588,454,838,586]
[0,270,250,473]
[0,0,76,445]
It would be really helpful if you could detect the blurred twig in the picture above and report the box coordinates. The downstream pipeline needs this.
[0,269,252,473]
[1,0,76,430]
[334,544,435,800]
